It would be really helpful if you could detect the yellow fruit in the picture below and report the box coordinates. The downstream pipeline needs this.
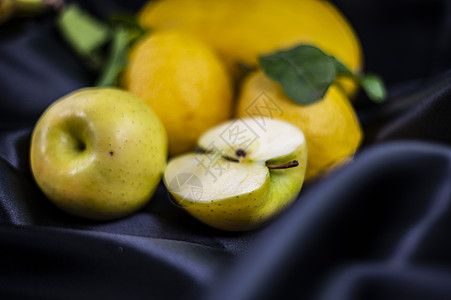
[0,0,14,24]
[138,0,362,96]
[236,71,363,180]
[125,30,233,156]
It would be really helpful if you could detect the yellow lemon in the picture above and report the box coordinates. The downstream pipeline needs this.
[138,0,362,96]
[124,30,233,156]
[236,71,363,180]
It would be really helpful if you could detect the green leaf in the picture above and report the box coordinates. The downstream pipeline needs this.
[259,45,336,105]
[57,4,111,69]
[334,60,386,102]
[260,44,387,105]
[359,74,387,102]
[57,5,147,87]
[96,15,147,87]
[109,13,147,41]
[95,26,130,87]
[333,60,354,78]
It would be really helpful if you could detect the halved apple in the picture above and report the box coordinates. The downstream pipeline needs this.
[163,117,307,231]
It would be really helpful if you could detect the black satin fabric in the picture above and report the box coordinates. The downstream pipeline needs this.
[1,1,451,299]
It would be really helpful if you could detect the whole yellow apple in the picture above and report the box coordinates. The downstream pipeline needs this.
[30,87,167,220]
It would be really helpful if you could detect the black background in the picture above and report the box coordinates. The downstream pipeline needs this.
[1,0,451,299]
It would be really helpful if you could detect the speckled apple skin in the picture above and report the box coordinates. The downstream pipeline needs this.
[30,87,167,220]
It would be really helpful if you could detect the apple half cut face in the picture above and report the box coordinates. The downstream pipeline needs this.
[164,117,307,231]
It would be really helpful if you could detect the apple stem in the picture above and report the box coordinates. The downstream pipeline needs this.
[266,160,299,169]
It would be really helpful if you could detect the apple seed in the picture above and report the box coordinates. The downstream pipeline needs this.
[235,148,246,157]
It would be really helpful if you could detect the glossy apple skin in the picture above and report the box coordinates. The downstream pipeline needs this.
[30,87,167,220]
